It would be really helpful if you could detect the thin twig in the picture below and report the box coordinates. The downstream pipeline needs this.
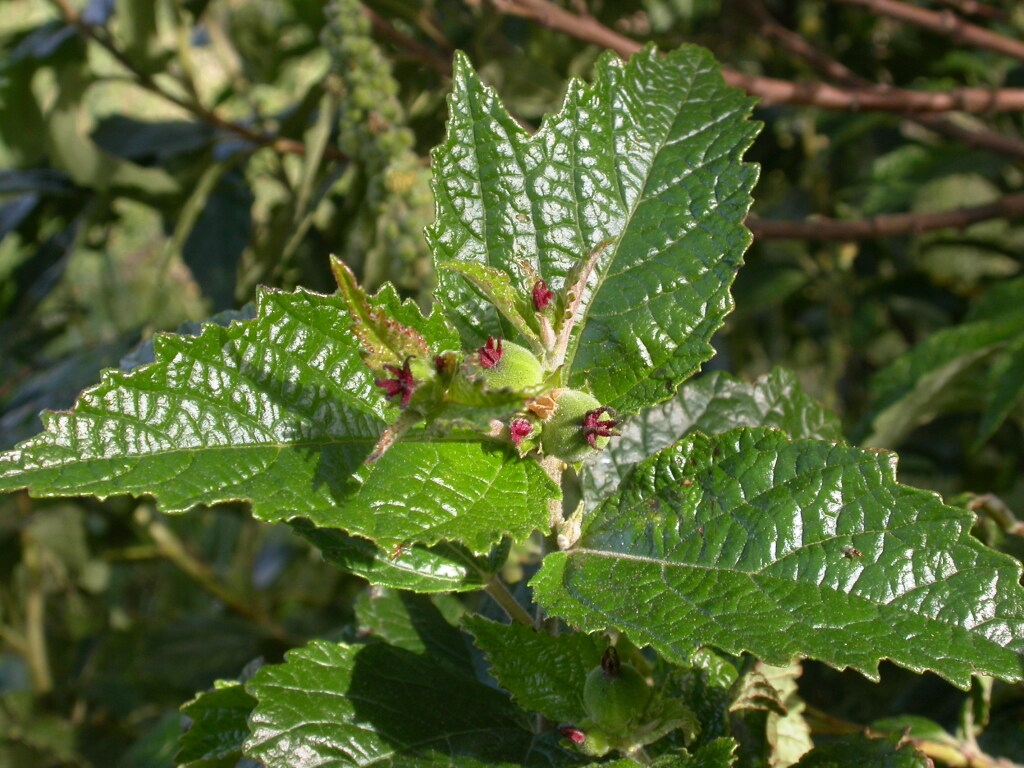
[484,575,535,626]
[488,0,1024,113]
[748,191,1024,240]
[742,0,1024,160]
[833,0,1024,63]
[48,0,347,161]
[134,505,293,643]
[934,0,1007,22]
[20,533,53,694]
[363,7,452,77]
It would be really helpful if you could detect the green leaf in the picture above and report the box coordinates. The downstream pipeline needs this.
[862,277,1024,448]
[792,733,929,768]
[293,520,489,593]
[244,639,580,768]
[428,45,759,412]
[464,615,607,723]
[46,62,179,195]
[976,334,1024,446]
[437,260,541,349]
[585,368,840,503]
[0,288,555,554]
[177,681,257,768]
[533,428,1024,689]
[355,588,473,674]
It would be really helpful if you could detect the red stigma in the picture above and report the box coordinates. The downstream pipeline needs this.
[532,280,554,311]
[509,418,533,447]
[478,337,503,369]
[559,726,586,744]
[434,354,447,375]
[583,407,619,449]
[375,358,417,408]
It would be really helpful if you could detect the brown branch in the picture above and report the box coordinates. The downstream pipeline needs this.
[363,7,452,78]
[948,0,1006,21]
[833,0,1024,63]
[489,0,1024,113]
[743,0,1024,160]
[49,0,347,162]
[748,192,1024,240]
[933,0,1007,22]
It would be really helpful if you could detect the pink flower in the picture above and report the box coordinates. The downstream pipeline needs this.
[583,407,619,448]
[375,359,416,408]
[478,337,503,368]
[509,418,533,447]
[532,280,554,311]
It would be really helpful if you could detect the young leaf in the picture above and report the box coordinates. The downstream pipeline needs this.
[292,520,490,593]
[176,681,256,768]
[585,368,840,502]
[331,256,459,370]
[244,639,580,768]
[464,615,607,723]
[0,289,555,554]
[533,428,1024,689]
[429,45,759,413]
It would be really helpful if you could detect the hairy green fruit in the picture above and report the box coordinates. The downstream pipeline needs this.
[539,388,620,463]
[474,337,544,392]
[583,648,651,733]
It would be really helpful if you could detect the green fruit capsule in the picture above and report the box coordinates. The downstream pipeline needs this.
[583,647,651,733]
[539,389,620,463]
[474,337,544,393]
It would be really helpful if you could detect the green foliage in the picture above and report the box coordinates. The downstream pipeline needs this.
[536,428,1024,688]
[862,277,1024,448]
[4,2,1024,767]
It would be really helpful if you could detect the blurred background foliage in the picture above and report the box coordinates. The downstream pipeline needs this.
[3,0,1024,765]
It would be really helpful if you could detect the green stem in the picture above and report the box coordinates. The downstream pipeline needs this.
[483,575,534,627]
[20,533,53,694]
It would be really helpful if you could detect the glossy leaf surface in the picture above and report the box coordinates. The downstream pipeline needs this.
[244,639,579,768]
[0,289,555,554]
[293,520,489,593]
[585,368,840,502]
[428,45,759,413]
[534,428,1024,688]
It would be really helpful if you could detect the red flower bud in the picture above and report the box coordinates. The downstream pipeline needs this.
[559,726,586,745]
